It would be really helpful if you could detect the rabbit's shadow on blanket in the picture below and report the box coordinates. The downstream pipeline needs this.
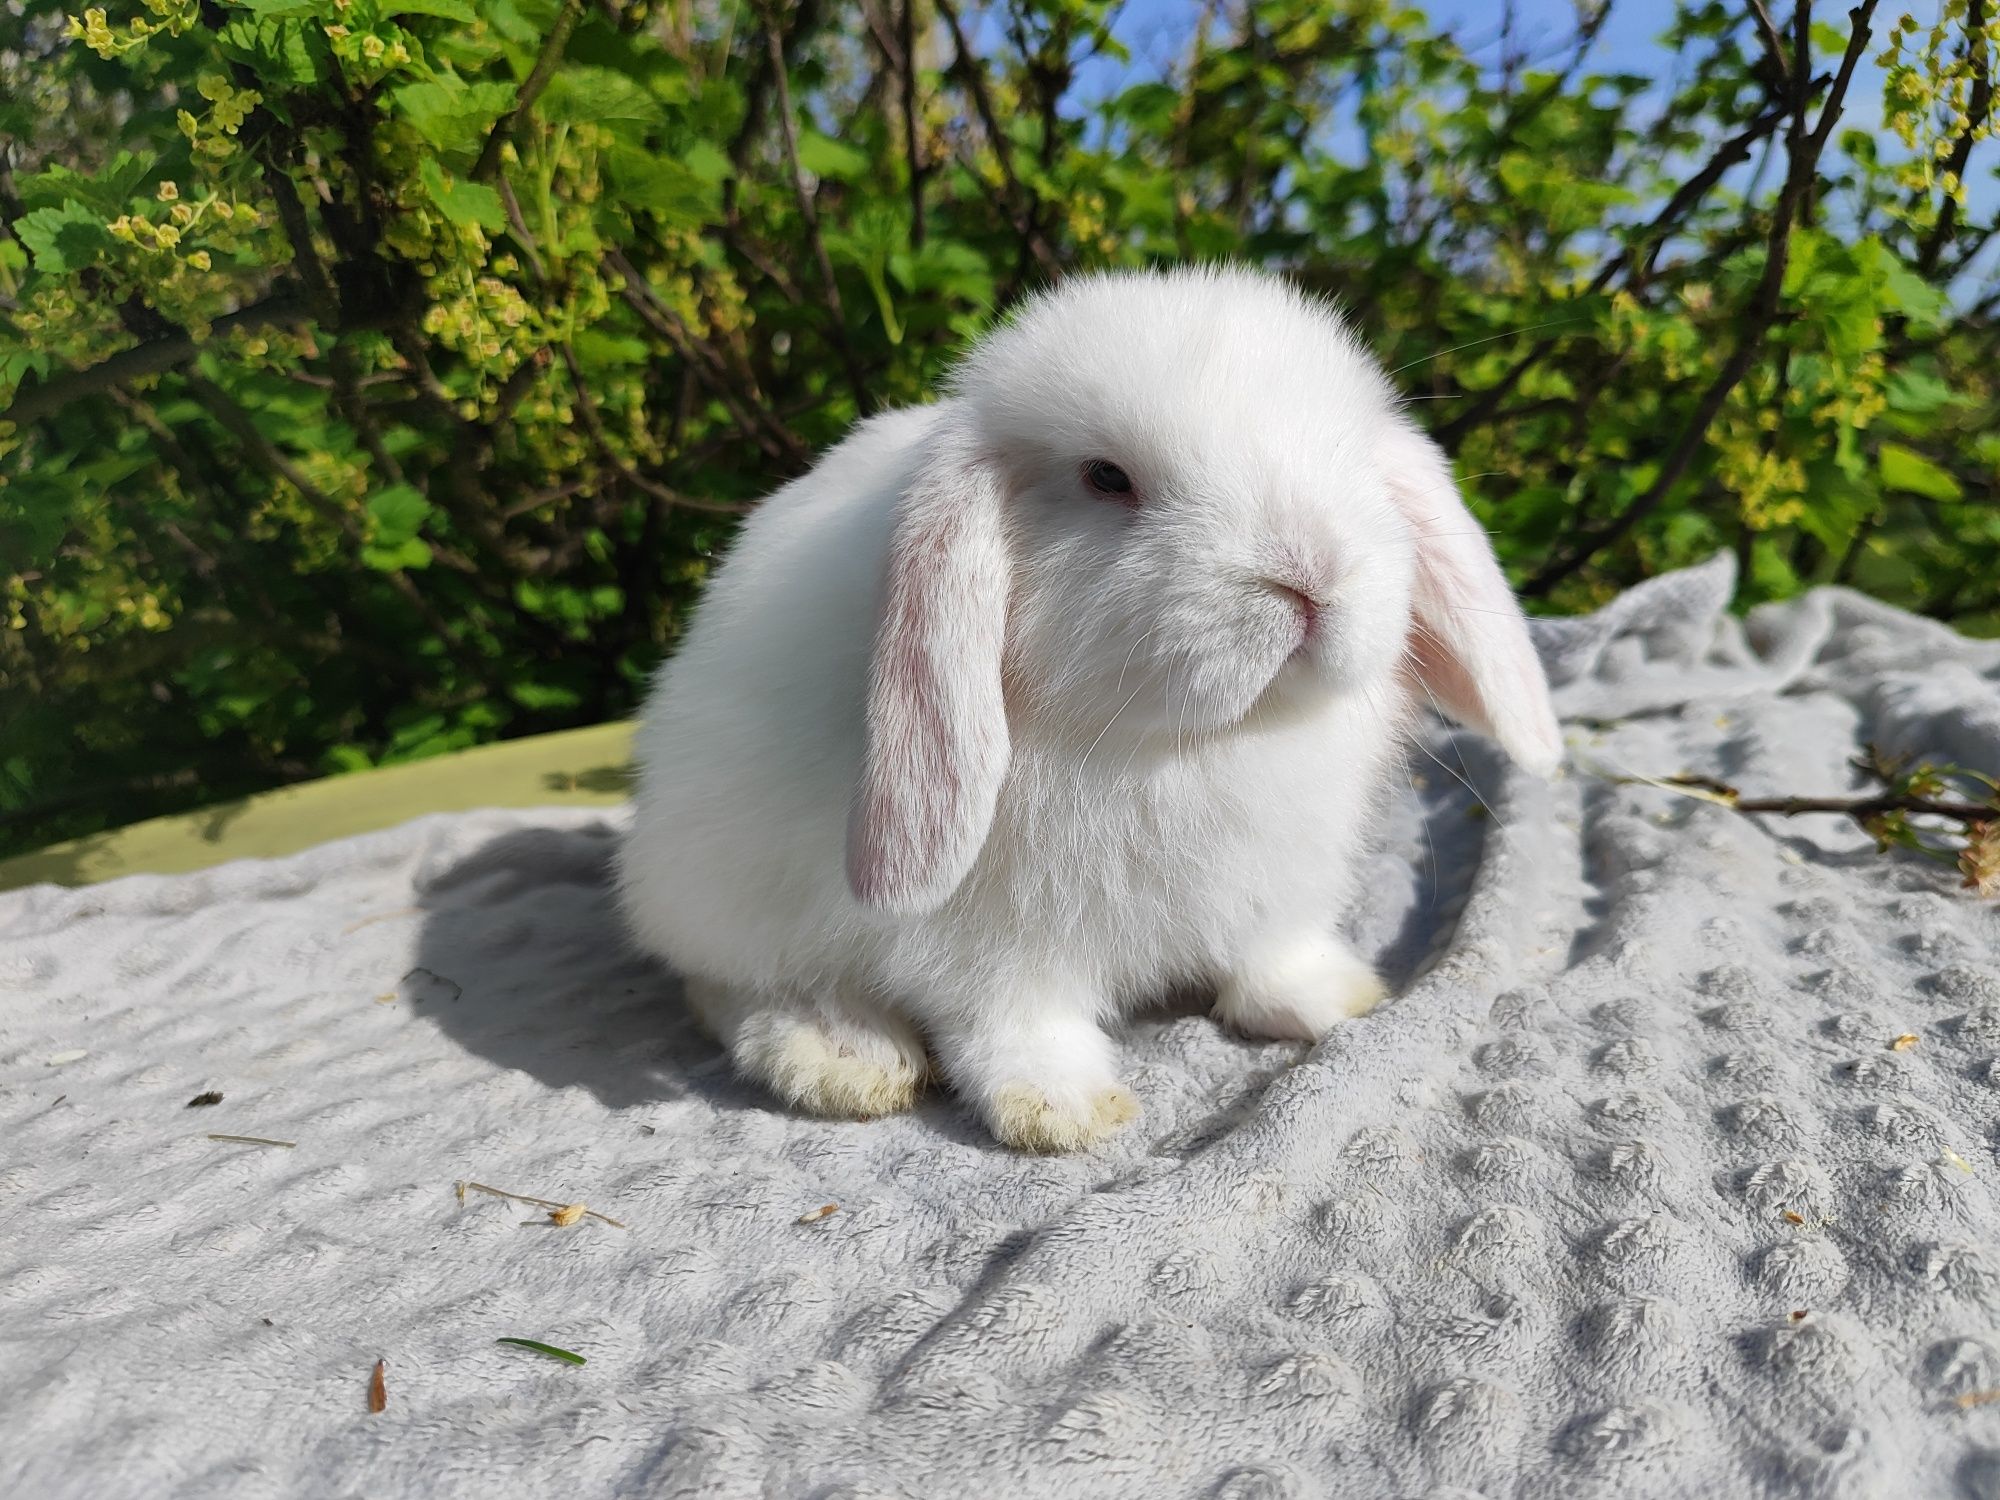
[407,769,1489,1122]
[408,820,763,1116]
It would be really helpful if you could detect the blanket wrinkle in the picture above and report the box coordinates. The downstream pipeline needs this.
[3,555,1999,1499]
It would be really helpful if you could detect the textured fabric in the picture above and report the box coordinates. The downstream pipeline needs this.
[4,556,1999,1499]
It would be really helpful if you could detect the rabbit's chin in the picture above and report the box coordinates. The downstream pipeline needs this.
[1100,655,1382,750]
[1238,653,1386,734]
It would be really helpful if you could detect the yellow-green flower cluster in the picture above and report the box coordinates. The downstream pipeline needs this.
[422,273,552,416]
[1880,5,2000,206]
[67,0,198,60]
[322,21,415,85]
[177,75,263,162]
[1715,408,1811,530]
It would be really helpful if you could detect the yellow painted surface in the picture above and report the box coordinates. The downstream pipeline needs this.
[0,721,636,893]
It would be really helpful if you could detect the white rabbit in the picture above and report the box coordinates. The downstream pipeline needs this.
[617,265,1560,1152]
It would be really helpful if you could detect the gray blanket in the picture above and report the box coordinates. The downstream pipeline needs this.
[5,555,1999,1499]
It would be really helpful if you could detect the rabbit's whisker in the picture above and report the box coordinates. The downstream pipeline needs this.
[1364,678,1442,913]
[1387,316,1586,377]
[1401,623,1503,827]
[1083,680,1149,769]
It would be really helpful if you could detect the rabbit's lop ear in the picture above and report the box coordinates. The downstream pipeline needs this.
[1379,419,1562,776]
[847,423,1013,914]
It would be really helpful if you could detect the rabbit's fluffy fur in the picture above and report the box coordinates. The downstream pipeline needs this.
[617,265,1560,1151]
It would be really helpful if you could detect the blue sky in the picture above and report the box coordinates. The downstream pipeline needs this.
[1086,0,1889,124]
[1048,0,1994,289]
[1096,0,1676,86]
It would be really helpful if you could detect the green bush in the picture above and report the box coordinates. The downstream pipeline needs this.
[2,0,1996,857]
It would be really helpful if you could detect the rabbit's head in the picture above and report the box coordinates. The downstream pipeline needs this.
[849,266,1560,914]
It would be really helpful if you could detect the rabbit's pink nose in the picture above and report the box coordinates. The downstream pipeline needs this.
[1261,579,1321,637]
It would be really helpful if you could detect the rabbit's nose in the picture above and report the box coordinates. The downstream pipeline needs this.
[1259,578,1321,637]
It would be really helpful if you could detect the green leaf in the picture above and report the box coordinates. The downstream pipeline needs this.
[223,0,320,16]
[361,537,433,572]
[322,745,374,774]
[18,153,158,215]
[0,348,53,400]
[604,144,713,222]
[571,328,651,367]
[217,17,330,88]
[495,1338,586,1365]
[508,680,584,711]
[0,465,81,566]
[680,139,732,184]
[392,79,517,157]
[384,0,477,17]
[1884,369,1958,416]
[1878,442,1964,502]
[419,157,506,230]
[14,202,111,274]
[366,483,433,546]
[796,130,868,181]
[540,68,666,127]
[1748,536,1801,600]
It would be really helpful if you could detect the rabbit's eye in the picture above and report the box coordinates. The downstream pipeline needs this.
[1083,461,1134,498]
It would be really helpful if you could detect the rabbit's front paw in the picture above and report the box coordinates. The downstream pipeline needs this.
[988,1081,1139,1154]
[939,1004,1137,1152]
[727,1004,929,1120]
[1216,932,1386,1043]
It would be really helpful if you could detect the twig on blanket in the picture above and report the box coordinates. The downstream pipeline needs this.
[207,1134,297,1148]
[457,1180,626,1229]
[1578,744,2000,898]
[342,907,423,936]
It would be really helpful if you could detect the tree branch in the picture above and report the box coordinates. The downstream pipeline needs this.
[1747,0,1791,87]
[603,248,807,466]
[934,0,1062,279]
[1433,99,1792,447]
[1663,775,1992,825]
[181,372,472,662]
[898,0,926,249]
[727,0,821,171]
[472,0,585,182]
[761,14,874,412]
[1916,0,1992,273]
[1523,2,1879,597]
[557,342,750,517]
[3,295,312,427]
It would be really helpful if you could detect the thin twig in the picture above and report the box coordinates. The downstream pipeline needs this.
[558,343,750,515]
[1916,0,1992,273]
[1662,775,1992,824]
[898,0,926,249]
[208,1134,297,1148]
[934,0,1061,278]
[604,248,806,465]
[261,152,408,488]
[458,1179,626,1228]
[3,295,313,426]
[1523,2,1879,596]
[1747,0,1791,85]
[472,0,585,182]
[1433,99,1791,446]
[761,15,873,411]
[496,175,549,283]
[727,0,821,172]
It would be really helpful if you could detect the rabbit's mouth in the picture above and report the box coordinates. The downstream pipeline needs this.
[1230,644,1344,730]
